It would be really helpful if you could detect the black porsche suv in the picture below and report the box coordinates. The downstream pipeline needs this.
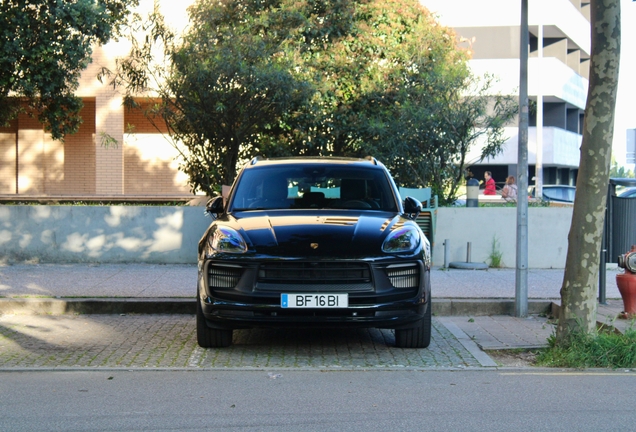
[197,157,432,348]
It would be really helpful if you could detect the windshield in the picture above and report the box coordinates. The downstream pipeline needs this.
[230,165,398,212]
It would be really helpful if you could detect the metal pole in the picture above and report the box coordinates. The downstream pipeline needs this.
[536,23,544,199]
[599,182,610,304]
[515,0,529,318]
[444,239,450,268]
[599,247,607,304]
[466,242,472,263]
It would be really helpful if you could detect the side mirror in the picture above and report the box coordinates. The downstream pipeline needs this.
[205,196,224,218]
[403,196,422,219]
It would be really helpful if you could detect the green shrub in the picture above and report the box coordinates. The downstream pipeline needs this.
[536,328,636,368]
[488,235,503,268]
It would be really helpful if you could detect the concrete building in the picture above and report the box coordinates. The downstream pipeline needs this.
[421,0,590,188]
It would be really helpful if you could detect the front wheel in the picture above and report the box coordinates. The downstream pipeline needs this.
[394,303,431,348]
[196,299,233,348]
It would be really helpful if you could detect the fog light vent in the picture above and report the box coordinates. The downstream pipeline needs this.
[208,264,243,289]
[386,264,419,289]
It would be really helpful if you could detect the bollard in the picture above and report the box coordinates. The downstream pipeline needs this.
[466,178,479,207]
[448,240,488,270]
[443,239,450,268]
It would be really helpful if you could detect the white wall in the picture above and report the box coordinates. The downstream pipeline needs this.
[0,206,210,264]
[432,207,573,268]
[0,205,573,268]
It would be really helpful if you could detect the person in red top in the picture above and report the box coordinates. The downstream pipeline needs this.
[483,171,496,195]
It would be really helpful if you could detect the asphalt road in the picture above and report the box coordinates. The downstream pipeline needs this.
[2,369,635,431]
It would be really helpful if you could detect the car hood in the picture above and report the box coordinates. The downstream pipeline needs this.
[220,210,409,257]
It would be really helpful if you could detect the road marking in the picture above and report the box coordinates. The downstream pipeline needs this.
[501,372,636,376]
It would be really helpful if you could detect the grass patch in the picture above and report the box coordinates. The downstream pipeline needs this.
[536,328,636,368]
[487,235,503,268]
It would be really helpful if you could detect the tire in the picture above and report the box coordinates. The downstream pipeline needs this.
[196,299,233,348]
[395,303,432,348]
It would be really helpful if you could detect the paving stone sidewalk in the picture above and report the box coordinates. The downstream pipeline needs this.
[0,314,484,370]
[0,264,629,369]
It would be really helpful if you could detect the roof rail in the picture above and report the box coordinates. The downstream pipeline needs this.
[365,156,378,165]
[250,156,262,165]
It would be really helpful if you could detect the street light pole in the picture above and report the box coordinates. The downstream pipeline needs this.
[516,0,529,317]
[536,22,544,200]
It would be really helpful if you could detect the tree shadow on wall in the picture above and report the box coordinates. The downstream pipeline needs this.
[124,142,191,196]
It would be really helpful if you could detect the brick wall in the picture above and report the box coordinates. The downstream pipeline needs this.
[125,100,169,134]
[0,120,17,193]
[17,112,44,194]
[0,102,97,195]
[63,99,96,194]
[95,93,124,195]
[124,100,190,195]
[2,0,196,198]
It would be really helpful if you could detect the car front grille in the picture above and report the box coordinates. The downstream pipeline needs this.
[257,262,371,285]
[385,263,420,289]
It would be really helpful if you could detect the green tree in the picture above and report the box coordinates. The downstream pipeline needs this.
[557,0,621,342]
[352,73,516,204]
[109,0,514,199]
[0,0,138,140]
[609,157,635,178]
[106,0,313,193]
[271,0,516,204]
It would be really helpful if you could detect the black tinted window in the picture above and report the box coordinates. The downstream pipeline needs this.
[230,165,398,211]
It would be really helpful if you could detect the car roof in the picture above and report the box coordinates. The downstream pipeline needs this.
[619,187,636,197]
[243,156,385,169]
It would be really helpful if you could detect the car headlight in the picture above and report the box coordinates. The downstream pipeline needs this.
[208,226,247,254]
[382,226,421,253]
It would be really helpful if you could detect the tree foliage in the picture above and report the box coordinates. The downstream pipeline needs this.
[609,158,635,179]
[0,0,138,139]
[277,0,518,204]
[108,0,515,199]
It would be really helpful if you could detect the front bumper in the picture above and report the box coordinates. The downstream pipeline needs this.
[197,258,430,330]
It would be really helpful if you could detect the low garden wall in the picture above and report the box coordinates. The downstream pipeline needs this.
[433,207,572,269]
[0,205,210,264]
[0,205,573,268]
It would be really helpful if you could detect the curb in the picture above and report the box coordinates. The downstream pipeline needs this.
[0,298,195,315]
[0,298,554,316]
[433,298,554,316]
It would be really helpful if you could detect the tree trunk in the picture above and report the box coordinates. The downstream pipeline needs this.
[556,0,621,341]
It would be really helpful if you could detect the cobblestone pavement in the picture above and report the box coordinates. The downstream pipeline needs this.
[0,315,483,369]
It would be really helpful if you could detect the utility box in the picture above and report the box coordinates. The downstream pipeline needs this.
[606,178,636,263]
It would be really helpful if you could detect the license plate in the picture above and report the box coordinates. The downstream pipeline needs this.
[281,293,348,308]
